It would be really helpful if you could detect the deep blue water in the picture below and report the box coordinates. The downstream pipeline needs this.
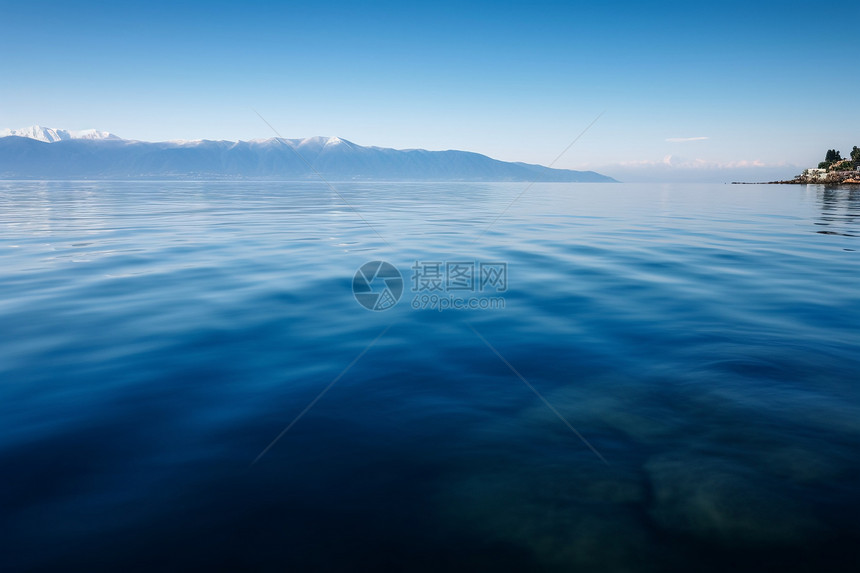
[1,181,859,572]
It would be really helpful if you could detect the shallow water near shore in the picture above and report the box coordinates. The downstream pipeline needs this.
[1,181,859,571]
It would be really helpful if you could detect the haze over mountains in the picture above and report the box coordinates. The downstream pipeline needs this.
[0,126,615,182]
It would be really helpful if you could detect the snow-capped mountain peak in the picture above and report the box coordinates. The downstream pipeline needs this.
[70,128,120,141]
[0,126,120,143]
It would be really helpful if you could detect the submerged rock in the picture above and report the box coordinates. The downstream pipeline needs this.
[644,454,824,546]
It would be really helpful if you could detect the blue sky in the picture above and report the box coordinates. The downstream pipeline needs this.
[1,0,857,181]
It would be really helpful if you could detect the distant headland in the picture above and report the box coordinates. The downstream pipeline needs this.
[734,146,860,185]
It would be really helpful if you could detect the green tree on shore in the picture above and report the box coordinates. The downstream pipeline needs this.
[816,147,858,171]
[825,149,842,163]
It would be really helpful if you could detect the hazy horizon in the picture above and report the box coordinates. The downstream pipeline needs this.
[0,124,806,183]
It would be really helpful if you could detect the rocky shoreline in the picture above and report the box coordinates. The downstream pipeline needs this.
[733,172,860,185]
[732,180,860,185]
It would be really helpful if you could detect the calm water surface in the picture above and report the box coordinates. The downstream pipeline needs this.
[1,181,859,571]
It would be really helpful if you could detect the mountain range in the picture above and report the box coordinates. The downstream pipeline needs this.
[0,126,615,182]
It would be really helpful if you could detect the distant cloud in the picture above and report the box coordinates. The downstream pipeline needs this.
[583,155,799,183]
[613,155,769,169]
[666,136,709,143]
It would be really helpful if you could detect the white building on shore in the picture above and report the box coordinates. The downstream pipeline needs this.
[802,168,828,181]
